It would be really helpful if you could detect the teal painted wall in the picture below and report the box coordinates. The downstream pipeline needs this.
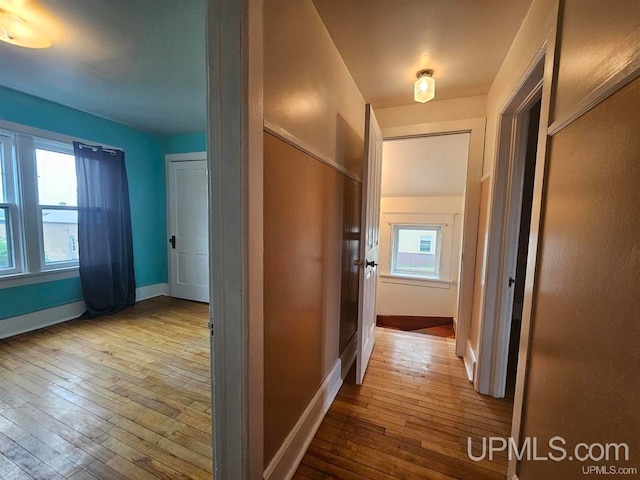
[0,86,170,320]
[162,132,207,154]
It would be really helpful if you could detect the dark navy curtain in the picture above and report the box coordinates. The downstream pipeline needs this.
[74,142,136,317]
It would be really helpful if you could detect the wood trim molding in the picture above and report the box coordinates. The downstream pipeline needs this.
[207,0,264,477]
[464,339,477,382]
[137,283,170,301]
[0,283,170,339]
[548,54,640,136]
[263,335,356,480]
[376,315,453,331]
[0,118,121,150]
[507,21,559,480]
[480,173,492,183]
[165,151,207,162]
[0,300,86,339]
[263,119,362,183]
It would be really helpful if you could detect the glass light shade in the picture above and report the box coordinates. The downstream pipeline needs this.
[0,9,51,49]
[414,73,435,103]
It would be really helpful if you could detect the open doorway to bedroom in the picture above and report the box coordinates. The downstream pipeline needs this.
[376,133,470,339]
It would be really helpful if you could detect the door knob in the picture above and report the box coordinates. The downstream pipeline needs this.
[169,235,176,249]
[366,260,378,268]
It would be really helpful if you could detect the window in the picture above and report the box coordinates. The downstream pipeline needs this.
[0,133,18,275]
[392,225,442,278]
[0,127,79,280]
[35,142,79,268]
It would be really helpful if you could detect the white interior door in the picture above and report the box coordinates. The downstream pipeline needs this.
[168,159,209,303]
[356,104,383,384]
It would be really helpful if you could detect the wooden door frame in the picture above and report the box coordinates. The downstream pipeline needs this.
[206,0,264,478]
[165,151,207,300]
[474,24,558,404]
[382,118,486,371]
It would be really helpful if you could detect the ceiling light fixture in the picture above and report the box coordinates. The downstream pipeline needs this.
[0,8,51,48]
[414,69,435,103]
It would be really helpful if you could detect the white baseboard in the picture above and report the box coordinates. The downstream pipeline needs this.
[263,335,356,480]
[0,300,86,340]
[136,283,170,301]
[464,339,477,382]
[340,334,357,379]
[0,283,170,339]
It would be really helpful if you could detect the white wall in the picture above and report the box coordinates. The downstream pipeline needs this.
[376,196,464,318]
[376,95,486,129]
[382,134,470,197]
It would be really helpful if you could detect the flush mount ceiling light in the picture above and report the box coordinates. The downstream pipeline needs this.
[414,69,435,103]
[0,8,51,48]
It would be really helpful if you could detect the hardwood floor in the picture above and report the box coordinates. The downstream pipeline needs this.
[0,296,211,480]
[294,328,514,480]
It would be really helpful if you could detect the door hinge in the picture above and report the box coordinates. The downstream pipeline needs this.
[207,321,214,335]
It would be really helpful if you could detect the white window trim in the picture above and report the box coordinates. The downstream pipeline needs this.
[0,133,23,276]
[379,212,457,289]
[391,223,443,279]
[379,273,453,289]
[0,267,79,289]
[0,119,122,286]
[33,138,79,271]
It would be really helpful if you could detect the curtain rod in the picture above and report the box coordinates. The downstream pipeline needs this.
[76,142,120,156]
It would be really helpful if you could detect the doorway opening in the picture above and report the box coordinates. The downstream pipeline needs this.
[475,52,547,400]
[506,98,541,394]
[375,133,470,341]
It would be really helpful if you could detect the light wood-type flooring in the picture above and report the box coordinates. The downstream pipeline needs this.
[0,296,211,480]
[0,298,512,479]
[294,328,514,480]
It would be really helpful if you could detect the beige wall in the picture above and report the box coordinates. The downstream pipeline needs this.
[482,0,557,178]
[376,196,464,318]
[376,95,486,129]
[263,133,360,466]
[264,0,365,177]
[517,2,640,478]
[263,0,364,467]
[519,77,640,478]
[468,0,558,359]
[552,0,640,123]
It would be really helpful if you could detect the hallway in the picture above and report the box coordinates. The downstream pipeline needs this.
[295,328,513,479]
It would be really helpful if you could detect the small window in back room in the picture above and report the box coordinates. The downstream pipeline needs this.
[392,225,442,279]
[35,141,79,267]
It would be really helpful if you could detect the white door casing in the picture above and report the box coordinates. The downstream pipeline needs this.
[167,158,209,303]
[356,104,383,385]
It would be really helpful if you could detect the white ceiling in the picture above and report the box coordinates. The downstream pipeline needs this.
[0,1,531,135]
[381,134,470,197]
[312,0,532,108]
[0,0,206,135]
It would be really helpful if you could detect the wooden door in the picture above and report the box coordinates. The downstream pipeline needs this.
[168,159,209,303]
[356,104,383,384]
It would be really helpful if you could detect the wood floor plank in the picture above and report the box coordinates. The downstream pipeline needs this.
[295,328,513,480]
[0,297,211,479]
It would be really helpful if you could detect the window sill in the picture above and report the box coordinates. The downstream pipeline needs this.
[0,268,79,290]
[379,273,454,289]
